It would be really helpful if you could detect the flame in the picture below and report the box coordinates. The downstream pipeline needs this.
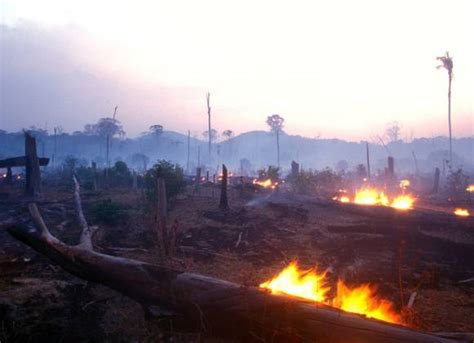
[391,195,415,210]
[467,185,474,193]
[260,262,400,324]
[339,196,350,203]
[253,178,277,189]
[399,179,410,189]
[259,262,329,302]
[354,188,389,206]
[454,208,470,217]
[333,281,401,323]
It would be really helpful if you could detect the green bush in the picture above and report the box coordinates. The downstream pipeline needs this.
[446,168,470,201]
[91,199,124,225]
[144,160,185,202]
[105,161,132,186]
[288,168,342,196]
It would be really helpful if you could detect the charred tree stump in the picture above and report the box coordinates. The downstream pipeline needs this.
[194,167,201,195]
[366,142,371,179]
[433,167,440,194]
[219,164,229,210]
[155,177,169,257]
[92,162,98,191]
[6,197,465,343]
[291,160,300,177]
[25,132,41,196]
[387,156,395,179]
[132,170,138,190]
[5,167,12,184]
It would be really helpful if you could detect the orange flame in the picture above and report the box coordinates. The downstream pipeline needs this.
[354,188,389,206]
[259,262,329,302]
[253,178,278,189]
[260,262,401,324]
[333,281,401,323]
[399,179,410,189]
[339,188,415,210]
[466,185,474,193]
[454,208,470,217]
[390,195,415,210]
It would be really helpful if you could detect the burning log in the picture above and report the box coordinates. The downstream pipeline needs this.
[5,182,467,342]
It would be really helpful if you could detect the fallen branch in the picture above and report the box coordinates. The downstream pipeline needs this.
[5,181,467,342]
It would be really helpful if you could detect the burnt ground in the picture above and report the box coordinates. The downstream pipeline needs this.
[1,182,474,342]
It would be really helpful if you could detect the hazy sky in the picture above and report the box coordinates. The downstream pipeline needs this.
[1,0,473,141]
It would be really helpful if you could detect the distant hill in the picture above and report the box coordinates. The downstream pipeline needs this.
[0,130,472,176]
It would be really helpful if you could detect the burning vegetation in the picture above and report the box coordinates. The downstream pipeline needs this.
[334,187,416,210]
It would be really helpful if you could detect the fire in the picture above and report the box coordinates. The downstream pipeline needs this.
[454,208,470,217]
[260,262,401,324]
[253,178,278,189]
[337,188,415,210]
[467,185,474,193]
[399,179,410,189]
[333,281,401,323]
[259,262,329,302]
[339,195,350,203]
[354,188,389,206]
[390,195,415,210]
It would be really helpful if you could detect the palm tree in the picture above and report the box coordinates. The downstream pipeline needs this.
[266,114,285,168]
[436,52,454,165]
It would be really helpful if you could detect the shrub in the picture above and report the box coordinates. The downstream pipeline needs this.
[288,168,342,196]
[107,161,132,186]
[144,160,185,202]
[91,199,124,225]
[446,168,470,201]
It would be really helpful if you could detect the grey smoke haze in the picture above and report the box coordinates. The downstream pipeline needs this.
[0,23,200,135]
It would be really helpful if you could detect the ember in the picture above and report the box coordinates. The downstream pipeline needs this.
[466,185,474,193]
[454,208,470,217]
[260,262,401,324]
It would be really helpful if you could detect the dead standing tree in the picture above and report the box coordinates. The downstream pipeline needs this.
[6,191,465,342]
[206,92,212,163]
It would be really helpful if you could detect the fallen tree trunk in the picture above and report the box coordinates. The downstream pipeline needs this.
[5,183,466,342]
[0,156,49,168]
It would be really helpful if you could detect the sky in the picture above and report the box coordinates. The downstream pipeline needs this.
[0,0,473,141]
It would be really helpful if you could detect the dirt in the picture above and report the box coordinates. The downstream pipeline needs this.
[1,182,474,342]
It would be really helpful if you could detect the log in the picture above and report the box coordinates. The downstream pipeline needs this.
[6,208,464,342]
[0,156,49,168]
[5,183,466,342]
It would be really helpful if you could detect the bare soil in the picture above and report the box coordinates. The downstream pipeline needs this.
[1,182,473,342]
